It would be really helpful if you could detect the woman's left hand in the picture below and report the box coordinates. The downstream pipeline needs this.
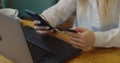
[65,27,95,51]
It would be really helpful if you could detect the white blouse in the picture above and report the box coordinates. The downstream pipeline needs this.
[41,0,120,48]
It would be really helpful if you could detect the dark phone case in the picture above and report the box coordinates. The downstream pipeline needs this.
[56,27,77,33]
[25,9,56,31]
[25,9,77,33]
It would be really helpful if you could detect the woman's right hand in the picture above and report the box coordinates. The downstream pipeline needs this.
[33,20,53,34]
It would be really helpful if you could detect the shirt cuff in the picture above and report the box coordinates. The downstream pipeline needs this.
[93,32,105,47]
[41,10,59,27]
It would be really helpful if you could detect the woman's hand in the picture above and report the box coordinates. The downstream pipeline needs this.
[33,20,54,34]
[65,27,95,51]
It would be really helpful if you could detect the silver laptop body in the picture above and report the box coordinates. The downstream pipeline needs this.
[0,14,33,63]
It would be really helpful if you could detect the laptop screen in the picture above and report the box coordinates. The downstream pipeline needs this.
[0,14,33,63]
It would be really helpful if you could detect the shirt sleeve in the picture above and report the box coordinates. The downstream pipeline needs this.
[94,0,120,48]
[41,0,76,27]
[94,28,120,48]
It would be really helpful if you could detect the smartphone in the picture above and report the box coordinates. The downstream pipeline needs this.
[56,27,77,33]
[25,9,56,32]
[25,9,77,33]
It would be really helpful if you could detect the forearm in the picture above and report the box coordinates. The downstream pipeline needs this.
[94,28,120,48]
[41,0,76,27]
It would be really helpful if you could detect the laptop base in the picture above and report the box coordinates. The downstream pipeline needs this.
[22,26,81,63]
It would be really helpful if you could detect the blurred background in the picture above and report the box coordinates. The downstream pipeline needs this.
[0,0,1,8]
[1,0,58,18]
[0,0,75,28]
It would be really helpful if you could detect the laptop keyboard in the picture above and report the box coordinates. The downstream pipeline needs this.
[27,42,55,63]
[22,26,81,63]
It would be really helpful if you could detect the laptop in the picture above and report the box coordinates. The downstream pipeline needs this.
[0,14,81,63]
[0,14,33,63]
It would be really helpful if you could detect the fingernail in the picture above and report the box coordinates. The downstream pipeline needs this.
[37,21,41,24]
[71,27,75,30]
[34,26,37,29]
[38,22,41,24]
[50,30,54,32]
[46,27,49,29]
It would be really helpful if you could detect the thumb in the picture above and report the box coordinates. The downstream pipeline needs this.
[74,27,87,33]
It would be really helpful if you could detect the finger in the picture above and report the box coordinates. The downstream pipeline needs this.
[33,20,41,26]
[72,45,82,49]
[33,20,41,24]
[70,36,85,44]
[34,26,49,30]
[73,44,93,52]
[71,41,85,49]
[75,27,87,33]
[36,30,52,34]
[65,31,80,38]
[72,42,84,49]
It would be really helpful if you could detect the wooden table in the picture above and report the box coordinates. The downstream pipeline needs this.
[66,48,120,63]
[0,54,14,63]
[1,20,120,63]
[1,48,120,63]
[20,20,120,63]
